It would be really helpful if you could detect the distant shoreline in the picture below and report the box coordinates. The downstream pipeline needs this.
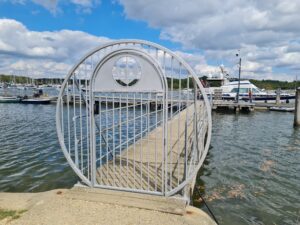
[1,74,300,90]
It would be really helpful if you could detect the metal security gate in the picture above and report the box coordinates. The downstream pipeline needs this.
[56,40,212,197]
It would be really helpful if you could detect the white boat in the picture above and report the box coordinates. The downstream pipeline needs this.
[0,96,21,103]
[207,80,295,103]
[202,65,295,103]
[21,98,51,104]
[270,106,295,112]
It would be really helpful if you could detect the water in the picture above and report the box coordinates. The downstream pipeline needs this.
[0,103,299,224]
[0,103,77,192]
[194,111,300,225]
[0,86,59,97]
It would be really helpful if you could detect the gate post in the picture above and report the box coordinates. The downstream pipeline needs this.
[294,87,300,127]
[163,90,168,195]
[89,86,96,187]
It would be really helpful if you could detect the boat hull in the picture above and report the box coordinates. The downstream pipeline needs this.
[270,107,294,112]
[241,95,295,101]
[220,95,295,102]
[21,99,51,104]
[0,99,21,103]
[0,97,21,103]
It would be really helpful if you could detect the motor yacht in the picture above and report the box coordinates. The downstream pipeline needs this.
[221,80,295,102]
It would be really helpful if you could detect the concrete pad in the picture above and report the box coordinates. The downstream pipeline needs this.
[0,188,216,225]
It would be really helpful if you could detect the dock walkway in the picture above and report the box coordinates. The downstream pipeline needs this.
[96,102,207,194]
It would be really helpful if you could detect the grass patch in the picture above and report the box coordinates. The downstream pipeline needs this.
[0,209,27,221]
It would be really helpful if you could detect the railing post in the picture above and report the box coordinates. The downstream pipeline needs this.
[294,87,300,127]
[183,116,188,182]
[194,89,199,161]
[163,89,168,195]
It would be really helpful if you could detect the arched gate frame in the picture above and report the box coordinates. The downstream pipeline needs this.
[56,40,212,198]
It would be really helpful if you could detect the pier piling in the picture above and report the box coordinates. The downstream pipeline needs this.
[276,88,281,105]
[294,87,300,127]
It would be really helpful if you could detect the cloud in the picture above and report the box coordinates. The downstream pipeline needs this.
[69,0,100,14]
[0,19,111,77]
[118,0,300,80]
[70,0,100,8]
[0,18,219,80]
[0,15,298,81]
[2,0,299,80]
[0,19,111,61]
[31,0,58,14]
[0,0,100,14]
[0,0,26,4]
[119,0,300,50]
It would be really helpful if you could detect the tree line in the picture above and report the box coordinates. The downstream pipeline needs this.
[1,74,299,90]
[0,75,64,85]
[249,79,300,90]
[168,77,300,90]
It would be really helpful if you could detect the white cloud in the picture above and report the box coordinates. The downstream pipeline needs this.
[2,0,300,80]
[0,12,299,81]
[175,51,206,66]
[195,64,222,76]
[1,0,100,14]
[0,0,26,4]
[70,0,100,14]
[0,18,219,80]
[118,0,300,80]
[119,0,300,49]
[31,0,58,14]
[70,0,99,7]
[0,19,111,77]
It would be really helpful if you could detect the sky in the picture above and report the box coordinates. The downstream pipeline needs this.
[0,0,300,81]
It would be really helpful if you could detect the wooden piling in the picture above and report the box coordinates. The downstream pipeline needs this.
[276,88,281,105]
[294,87,300,127]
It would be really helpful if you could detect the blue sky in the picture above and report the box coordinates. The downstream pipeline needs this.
[0,0,300,81]
[0,0,184,50]
[0,1,156,41]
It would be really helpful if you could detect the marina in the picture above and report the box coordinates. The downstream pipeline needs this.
[0,40,299,225]
[1,0,300,223]
[0,85,297,113]
[0,103,299,224]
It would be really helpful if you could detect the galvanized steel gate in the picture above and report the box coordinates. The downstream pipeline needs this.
[56,40,212,198]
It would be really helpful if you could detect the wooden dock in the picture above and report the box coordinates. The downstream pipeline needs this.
[212,100,254,112]
[255,102,294,109]
[212,100,297,112]
[96,102,208,193]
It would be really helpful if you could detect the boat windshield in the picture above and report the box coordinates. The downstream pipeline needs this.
[230,88,249,93]
[230,87,261,93]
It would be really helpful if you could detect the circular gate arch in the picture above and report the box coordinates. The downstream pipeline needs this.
[56,39,212,197]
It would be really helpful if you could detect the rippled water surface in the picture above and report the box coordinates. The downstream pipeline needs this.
[0,103,299,225]
[0,103,77,192]
[194,111,300,225]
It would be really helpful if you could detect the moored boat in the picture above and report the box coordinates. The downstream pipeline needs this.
[269,106,294,112]
[0,96,21,103]
[21,98,51,104]
[20,88,52,104]
[202,66,296,103]
[210,80,296,103]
